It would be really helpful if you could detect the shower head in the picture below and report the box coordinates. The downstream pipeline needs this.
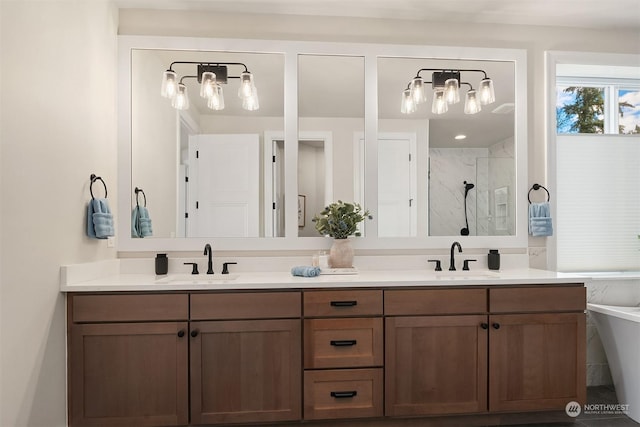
[464,181,475,192]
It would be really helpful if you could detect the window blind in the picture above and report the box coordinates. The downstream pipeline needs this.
[556,135,640,271]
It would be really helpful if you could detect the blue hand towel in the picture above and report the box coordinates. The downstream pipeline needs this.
[132,205,153,238]
[291,266,321,277]
[87,198,115,239]
[528,202,553,236]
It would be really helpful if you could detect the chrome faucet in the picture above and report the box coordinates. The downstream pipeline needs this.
[449,241,462,271]
[204,244,214,274]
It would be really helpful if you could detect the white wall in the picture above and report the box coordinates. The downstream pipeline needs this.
[0,2,117,426]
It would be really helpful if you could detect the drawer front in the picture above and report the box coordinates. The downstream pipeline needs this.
[303,290,383,317]
[304,368,383,420]
[385,288,487,315]
[191,292,301,320]
[490,286,586,313]
[304,318,383,369]
[71,293,188,322]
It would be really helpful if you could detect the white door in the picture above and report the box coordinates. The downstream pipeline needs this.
[188,134,260,237]
[378,137,417,237]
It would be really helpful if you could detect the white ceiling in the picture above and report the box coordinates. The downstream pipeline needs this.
[117,0,640,31]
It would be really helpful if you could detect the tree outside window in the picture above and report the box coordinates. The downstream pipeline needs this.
[556,84,640,135]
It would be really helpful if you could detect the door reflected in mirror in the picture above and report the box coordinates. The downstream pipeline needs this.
[131,49,284,238]
[377,57,515,237]
[298,54,365,237]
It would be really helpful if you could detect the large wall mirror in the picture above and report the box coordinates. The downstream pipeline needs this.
[118,36,527,251]
[376,57,516,238]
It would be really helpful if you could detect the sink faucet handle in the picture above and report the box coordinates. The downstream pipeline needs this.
[222,262,237,275]
[427,259,442,271]
[462,259,477,271]
[183,262,199,275]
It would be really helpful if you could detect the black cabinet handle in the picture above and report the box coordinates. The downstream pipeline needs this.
[191,330,199,337]
[480,323,489,330]
[330,339,357,347]
[330,301,358,307]
[330,391,358,399]
[492,323,501,330]
[177,330,185,337]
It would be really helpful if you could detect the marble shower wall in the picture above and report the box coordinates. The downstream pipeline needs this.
[429,137,514,236]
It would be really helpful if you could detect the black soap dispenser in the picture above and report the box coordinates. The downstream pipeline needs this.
[488,249,500,270]
[155,253,168,275]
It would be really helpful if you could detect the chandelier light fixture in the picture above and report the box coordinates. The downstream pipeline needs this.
[160,61,259,111]
[400,68,495,115]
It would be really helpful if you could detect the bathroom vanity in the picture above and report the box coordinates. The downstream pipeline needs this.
[63,268,586,427]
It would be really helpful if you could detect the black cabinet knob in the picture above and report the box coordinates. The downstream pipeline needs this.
[492,323,501,329]
[177,330,185,338]
[480,323,489,329]
[191,330,199,338]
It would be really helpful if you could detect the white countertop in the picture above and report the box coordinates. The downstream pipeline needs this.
[60,261,587,292]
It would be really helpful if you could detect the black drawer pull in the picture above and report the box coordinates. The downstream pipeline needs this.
[330,339,357,347]
[330,300,358,307]
[331,391,358,399]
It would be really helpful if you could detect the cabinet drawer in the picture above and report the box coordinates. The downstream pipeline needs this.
[191,292,301,320]
[71,293,188,322]
[304,290,383,317]
[385,288,487,315]
[304,368,383,420]
[490,286,586,313]
[304,318,383,369]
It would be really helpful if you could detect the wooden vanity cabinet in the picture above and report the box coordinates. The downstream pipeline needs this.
[384,288,489,416]
[302,290,384,420]
[488,286,586,412]
[189,291,302,425]
[384,285,586,418]
[67,293,189,427]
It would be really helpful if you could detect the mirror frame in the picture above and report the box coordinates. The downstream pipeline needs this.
[118,35,527,251]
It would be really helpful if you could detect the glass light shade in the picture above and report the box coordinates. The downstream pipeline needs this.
[238,72,255,99]
[444,78,460,104]
[464,90,481,114]
[171,83,189,110]
[242,88,259,111]
[200,71,216,98]
[400,89,416,114]
[411,77,427,104]
[161,70,177,98]
[431,89,448,114]
[207,84,225,110]
[479,78,495,104]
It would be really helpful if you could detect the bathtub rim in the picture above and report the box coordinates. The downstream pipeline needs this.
[588,303,640,323]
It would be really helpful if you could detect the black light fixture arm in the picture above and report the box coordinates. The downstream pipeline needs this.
[411,68,489,84]
[168,61,250,73]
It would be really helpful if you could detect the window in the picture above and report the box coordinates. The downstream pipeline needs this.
[556,78,640,134]
[619,88,640,134]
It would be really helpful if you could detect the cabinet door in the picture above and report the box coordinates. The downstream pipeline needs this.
[489,313,586,412]
[385,315,488,416]
[190,319,302,424]
[69,322,188,427]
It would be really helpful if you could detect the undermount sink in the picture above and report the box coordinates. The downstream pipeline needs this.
[155,274,239,284]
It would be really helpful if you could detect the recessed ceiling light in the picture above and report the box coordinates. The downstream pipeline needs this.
[454,134,467,140]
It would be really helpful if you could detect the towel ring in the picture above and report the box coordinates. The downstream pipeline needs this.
[528,183,550,204]
[90,174,107,199]
[134,187,147,207]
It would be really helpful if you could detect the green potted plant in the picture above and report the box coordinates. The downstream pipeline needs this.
[312,201,371,268]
